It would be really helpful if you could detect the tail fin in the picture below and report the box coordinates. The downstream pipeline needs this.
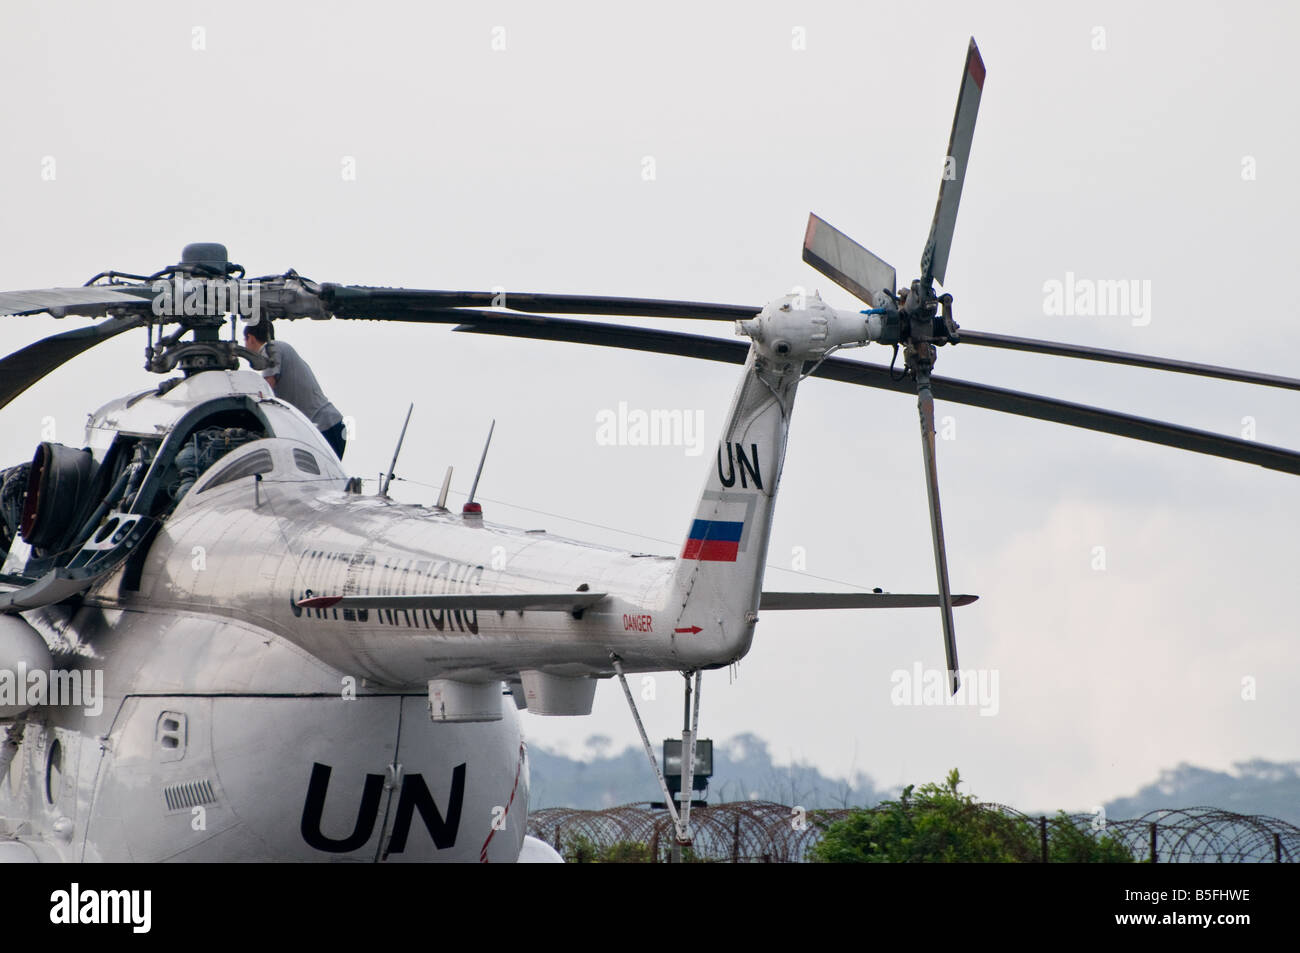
[665,345,802,668]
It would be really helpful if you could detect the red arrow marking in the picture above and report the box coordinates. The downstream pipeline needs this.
[674,625,702,635]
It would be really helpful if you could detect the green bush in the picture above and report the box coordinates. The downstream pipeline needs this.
[1045,812,1134,863]
[560,834,654,863]
[808,769,1134,863]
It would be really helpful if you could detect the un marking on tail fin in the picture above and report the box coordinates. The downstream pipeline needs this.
[717,442,763,490]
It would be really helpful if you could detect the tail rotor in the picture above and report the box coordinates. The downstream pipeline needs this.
[801,37,986,693]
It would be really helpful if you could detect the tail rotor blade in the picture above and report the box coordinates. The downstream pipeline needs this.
[920,37,985,288]
[802,213,897,308]
[917,381,960,693]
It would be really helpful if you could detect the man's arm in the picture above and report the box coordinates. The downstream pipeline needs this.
[261,342,281,391]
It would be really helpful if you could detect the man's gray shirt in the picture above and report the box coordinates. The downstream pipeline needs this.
[261,341,343,431]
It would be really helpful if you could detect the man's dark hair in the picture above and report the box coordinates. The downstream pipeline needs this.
[244,320,274,343]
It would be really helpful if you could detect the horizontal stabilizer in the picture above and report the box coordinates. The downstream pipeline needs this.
[297,592,607,613]
[760,592,978,610]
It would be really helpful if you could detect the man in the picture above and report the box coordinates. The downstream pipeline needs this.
[243,322,347,459]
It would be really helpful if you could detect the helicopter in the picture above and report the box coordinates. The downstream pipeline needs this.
[3,37,1299,863]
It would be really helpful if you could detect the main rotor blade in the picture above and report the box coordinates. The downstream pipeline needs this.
[920,37,985,288]
[917,383,960,693]
[958,329,1300,392]
[449,313,1300,475]
[0,315,146,411]
[802,213,897,307]
[329,292,1300,395]
[0,285,155,317]
[322,285,756,322]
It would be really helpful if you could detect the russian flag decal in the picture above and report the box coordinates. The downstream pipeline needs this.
[682,519,743,562]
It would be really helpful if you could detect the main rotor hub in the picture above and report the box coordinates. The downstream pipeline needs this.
[133,244,323,377]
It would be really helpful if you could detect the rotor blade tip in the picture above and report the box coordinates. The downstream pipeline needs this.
[967,39,986,88]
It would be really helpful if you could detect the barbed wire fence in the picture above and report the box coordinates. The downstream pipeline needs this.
[527,802,1300,863]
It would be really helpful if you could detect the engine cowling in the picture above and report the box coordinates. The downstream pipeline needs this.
[19,442,98,552]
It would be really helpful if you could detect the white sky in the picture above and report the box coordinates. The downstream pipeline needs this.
[2,1,1297,812]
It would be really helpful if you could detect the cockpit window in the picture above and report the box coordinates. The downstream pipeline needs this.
[293,449,320,475]
[199,449,273,493]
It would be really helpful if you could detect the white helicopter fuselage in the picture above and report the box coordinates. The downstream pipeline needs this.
[0,373,541,862]
[0,293,847,861]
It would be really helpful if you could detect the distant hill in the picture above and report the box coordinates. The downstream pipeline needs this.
[529,736,1300,825]
[528,732,887,810]
[1103,760,1300,826]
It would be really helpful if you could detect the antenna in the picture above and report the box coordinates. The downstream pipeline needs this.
[436,466,453,510]
[463,419,495,516]
[380,403,414,498]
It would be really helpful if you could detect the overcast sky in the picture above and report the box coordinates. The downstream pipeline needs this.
[2,1,1297,812]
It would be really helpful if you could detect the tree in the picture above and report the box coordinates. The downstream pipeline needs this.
[808,769,1133,863]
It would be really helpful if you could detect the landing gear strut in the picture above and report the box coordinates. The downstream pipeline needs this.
[611,656,703,862]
